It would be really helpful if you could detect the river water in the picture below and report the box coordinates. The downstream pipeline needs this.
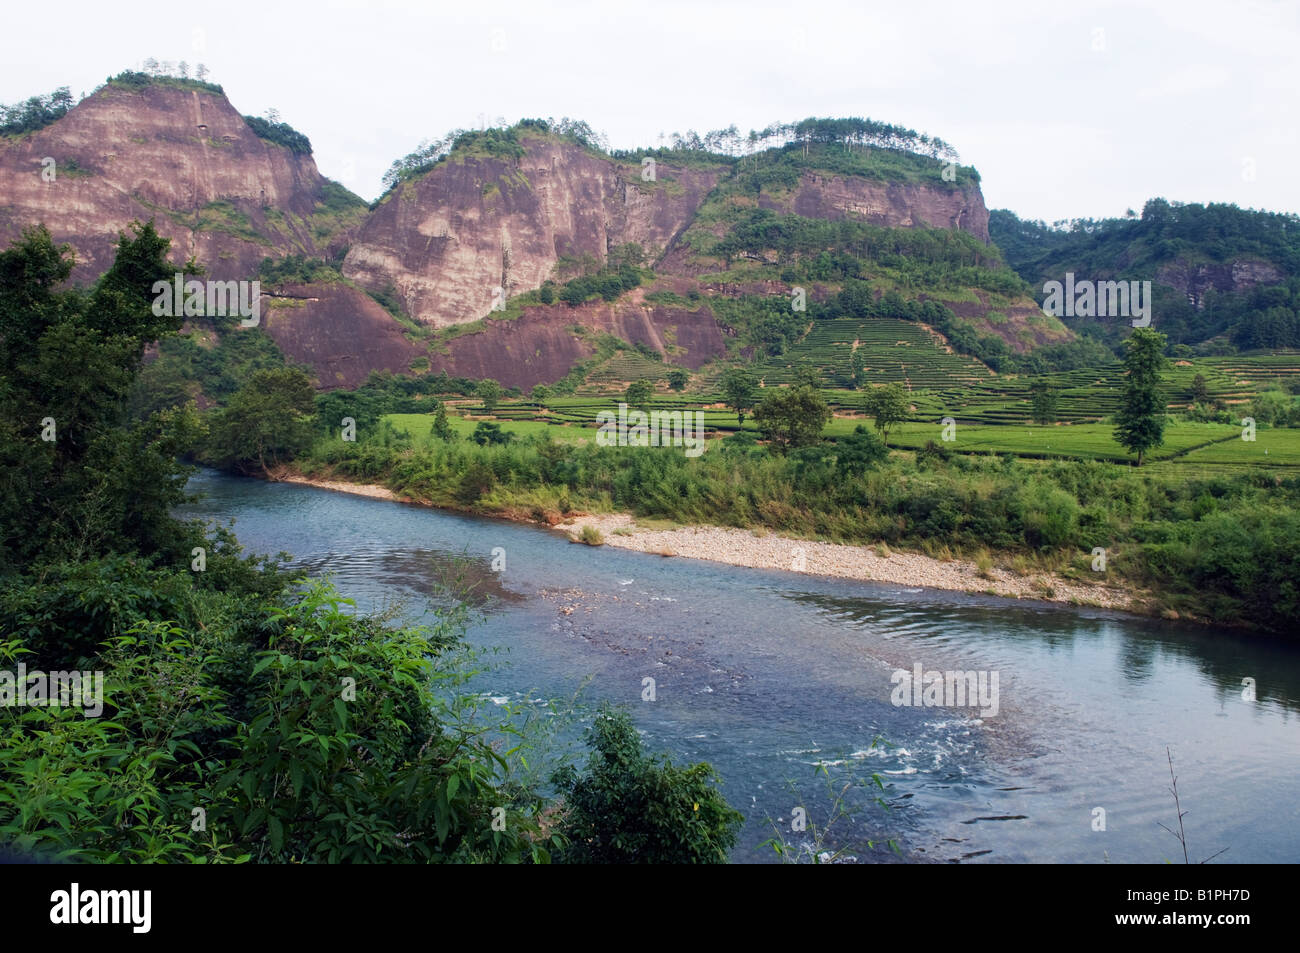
[178,469,1300,863]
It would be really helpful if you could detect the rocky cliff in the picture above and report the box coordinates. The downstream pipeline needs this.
[343,134,725,328]
[418,289,727,390]
[0,79,363,282]
[3,82,1034,390]
[260,282,425,390]
[1156,259,1283,308]
[759,171,989,241]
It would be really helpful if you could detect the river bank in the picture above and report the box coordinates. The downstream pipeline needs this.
[274,470,1145,615]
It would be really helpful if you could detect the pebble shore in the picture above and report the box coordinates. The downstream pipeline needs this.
[564,513,1139,612]
[276,472,1140,613]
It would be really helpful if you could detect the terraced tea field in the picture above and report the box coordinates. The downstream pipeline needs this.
[752,317,992,389]
[1200,352,1300,388]
[881,420,1240,462]
[388,343,1297,470]
[386,412,590,443]
[580,351,670,391]
[1175,425,1300,466]
[828,362,1248,426]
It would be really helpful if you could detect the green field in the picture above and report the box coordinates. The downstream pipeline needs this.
[1177,426,1300,465]
[882,420,1240,462]
[389,344,1300,469]
[386,407,1256,466]
[386,412,592,443]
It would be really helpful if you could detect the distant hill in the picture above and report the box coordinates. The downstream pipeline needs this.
[33,70,1300,395]
[990,200,1300,352]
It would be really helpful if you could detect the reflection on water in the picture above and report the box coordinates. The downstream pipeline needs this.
[178,470,1300,863]
[298,547,527,609]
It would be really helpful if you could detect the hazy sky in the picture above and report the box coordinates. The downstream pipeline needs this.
[3,0,1295,222]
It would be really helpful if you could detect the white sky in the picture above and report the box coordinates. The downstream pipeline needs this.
[3,0,1296,222]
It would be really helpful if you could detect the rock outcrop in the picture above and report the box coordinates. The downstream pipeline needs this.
[1156,259,1283,308]
[0,80,362,282]
[343,135,725,328]
[760,172,990,242]
[260,282,425,390]
[420,293,727,391]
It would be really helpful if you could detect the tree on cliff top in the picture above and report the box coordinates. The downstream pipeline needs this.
[0,87,74,136]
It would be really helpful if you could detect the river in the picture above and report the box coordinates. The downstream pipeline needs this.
[178,468,1300,863]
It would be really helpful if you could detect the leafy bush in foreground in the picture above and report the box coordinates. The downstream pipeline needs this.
[0,581,557,863]
[552,706,744,863]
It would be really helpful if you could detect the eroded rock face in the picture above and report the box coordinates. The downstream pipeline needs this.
[260,282,425,390]
[759,172,990,242]
[0,82,355,282]
[343,135,725,328]
[422,295,728,390]
[1157,259,1283,308]
[257,280,727,393]
[3,87,1015,390]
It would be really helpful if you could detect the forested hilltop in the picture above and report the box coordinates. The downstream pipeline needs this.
[992,201,1300,351]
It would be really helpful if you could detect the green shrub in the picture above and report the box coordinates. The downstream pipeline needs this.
[552,706,743,863]
[0,582,558,863]
[625,378,654,405]
[1022,482,1081,548]
[242,115,312,154]
[472,421,513,446]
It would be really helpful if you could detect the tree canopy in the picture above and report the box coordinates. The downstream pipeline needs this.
[753,382,832,452]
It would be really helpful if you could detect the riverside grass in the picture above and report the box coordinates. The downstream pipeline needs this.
[298,417,1300,635]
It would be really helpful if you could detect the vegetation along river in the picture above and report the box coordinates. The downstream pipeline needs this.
[180,468,1300,863]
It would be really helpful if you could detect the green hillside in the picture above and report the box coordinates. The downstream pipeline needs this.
[990,200,1300,350]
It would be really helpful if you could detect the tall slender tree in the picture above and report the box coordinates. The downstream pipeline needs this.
[1114,328,1168,466]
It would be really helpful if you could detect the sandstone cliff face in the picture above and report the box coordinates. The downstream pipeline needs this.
[343,135,724,328]
[3,86,1018,390]
[256,280,726,392]
[1156,259,1283,308]
[421,294,727,391]
[758,172,990,242]
[0,82,359,282]
[260,282,425,390]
